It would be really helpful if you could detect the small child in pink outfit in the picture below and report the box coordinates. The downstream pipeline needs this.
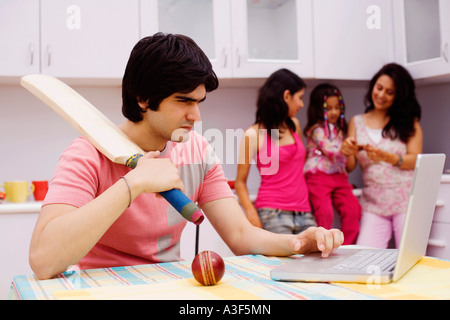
[304,84,361,244]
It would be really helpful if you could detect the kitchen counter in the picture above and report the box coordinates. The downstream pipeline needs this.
[0,180,436,214]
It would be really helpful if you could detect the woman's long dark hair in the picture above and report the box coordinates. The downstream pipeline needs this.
[364,63,421,143]
[255,69,306,136]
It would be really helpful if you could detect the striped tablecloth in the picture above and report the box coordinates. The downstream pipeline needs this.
[9,254,450,300]
[8,255,373,300]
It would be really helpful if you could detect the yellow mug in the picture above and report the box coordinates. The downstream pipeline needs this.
[0,181,35,203]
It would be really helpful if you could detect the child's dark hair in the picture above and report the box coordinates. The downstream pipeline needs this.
[364,63,421,143]
[304,83,348,138]
[122,33,219,122]
[255,69,306,136]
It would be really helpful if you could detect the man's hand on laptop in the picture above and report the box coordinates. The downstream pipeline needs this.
[290,227,344,258]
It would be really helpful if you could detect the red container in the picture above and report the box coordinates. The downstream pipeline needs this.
[32,180,48,201]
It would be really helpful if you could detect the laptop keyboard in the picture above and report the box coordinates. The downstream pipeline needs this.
[330,249,398,273]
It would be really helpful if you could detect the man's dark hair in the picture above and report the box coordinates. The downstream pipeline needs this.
[122,33,219,122]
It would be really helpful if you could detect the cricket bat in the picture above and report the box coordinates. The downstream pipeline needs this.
[20,74,204,225]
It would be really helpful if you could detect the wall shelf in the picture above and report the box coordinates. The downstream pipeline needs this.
[0,202,42,214]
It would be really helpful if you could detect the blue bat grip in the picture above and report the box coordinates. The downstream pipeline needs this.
[159,189,204,225]
[126,154,204,225]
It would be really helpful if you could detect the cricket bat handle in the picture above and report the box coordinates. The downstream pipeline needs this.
[159,190,204,225]
[126,154,204,225]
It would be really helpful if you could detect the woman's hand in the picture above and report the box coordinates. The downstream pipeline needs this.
[362,144,399,166]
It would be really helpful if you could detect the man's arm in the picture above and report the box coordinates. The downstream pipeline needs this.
[29,179,131,280]
[202,197,343,258]
[29,151,183,280]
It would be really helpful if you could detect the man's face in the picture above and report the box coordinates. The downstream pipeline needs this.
[140,84,206,147]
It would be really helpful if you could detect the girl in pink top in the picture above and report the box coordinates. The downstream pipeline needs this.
[304,84,361,244]
[236,69,316,234]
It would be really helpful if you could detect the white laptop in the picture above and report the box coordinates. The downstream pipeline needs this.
[270,153,446,284]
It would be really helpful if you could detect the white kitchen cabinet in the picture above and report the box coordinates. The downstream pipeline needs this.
[40,0,140,78]
[140,0,314,79]
[312,0,395,80]
[140,0,233,78]
[0,0,40,76]
[426,175,450,260]
[0,204,40,299]
[392,0,450,79]
[230,0,314,78]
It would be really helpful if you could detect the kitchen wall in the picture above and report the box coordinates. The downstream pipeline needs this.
[415,81,450,161]
[0,77,449,195]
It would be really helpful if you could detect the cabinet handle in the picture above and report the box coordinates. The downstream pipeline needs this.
[29,43,34,66]
[428,238,446,248]
[235,48,241,68]
[222,48,228,68]
[443,43,448,63]
[47,46,52,67]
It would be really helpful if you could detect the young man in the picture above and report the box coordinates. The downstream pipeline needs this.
[29,33,343,280]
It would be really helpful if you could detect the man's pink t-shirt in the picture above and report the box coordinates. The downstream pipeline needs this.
[42,132,233,270]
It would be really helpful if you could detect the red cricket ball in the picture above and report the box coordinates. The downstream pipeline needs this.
[191,250,225,286]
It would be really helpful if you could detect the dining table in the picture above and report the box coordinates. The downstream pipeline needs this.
[8,251,450,303]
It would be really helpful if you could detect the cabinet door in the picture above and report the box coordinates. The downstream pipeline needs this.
[393,0,450,79]
[231,0,314,78]
[40,0,139,78]
[313,0,394,80]
[140,0,232,78]
[0,0,40,76]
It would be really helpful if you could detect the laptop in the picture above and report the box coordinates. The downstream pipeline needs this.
[270,153,446,284]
